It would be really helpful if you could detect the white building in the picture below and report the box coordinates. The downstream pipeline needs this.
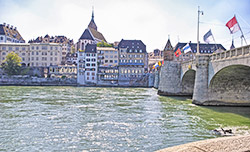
[77,44,97,85]
[0,23,25,43]
[77,51,86,85]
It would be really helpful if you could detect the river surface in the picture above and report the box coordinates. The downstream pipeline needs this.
[0,86,250,151]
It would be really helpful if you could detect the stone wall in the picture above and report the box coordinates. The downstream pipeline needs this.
[153,71,159,88]
[0,75,77,86]
[148,73,155,87]
[207,65,250,106]
[158,61,183,96]
[181,69,195,95]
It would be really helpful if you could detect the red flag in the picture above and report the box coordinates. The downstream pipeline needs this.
[226,16,240,34]
[174,48,181,57]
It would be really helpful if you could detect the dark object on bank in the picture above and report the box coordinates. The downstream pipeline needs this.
[212,128,233,136]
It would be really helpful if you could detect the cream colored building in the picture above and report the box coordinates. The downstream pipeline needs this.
[0,43,62,67]
[97,47,118,67]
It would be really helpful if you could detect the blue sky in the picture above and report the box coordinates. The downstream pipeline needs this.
[0,0,250,51]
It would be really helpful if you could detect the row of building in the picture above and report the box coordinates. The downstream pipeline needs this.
[0,10,227,86]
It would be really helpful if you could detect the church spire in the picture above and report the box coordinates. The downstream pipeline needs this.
[88,7,97,31]
[92,6,94,20]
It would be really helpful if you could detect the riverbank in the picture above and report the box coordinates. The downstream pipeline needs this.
[156,135,250,152]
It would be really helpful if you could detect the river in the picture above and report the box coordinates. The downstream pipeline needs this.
[0,86,250,151]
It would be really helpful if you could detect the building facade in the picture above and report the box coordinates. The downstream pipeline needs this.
[28,35,74,65]
[0,23,25,43]
[0,43,62,67]
[118,39,148,83]
[173,42,226,61]
[97,47,119,85]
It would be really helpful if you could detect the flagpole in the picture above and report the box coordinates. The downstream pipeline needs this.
[211,31,218,50]
[197,6,203,55]
[235,15,247,45]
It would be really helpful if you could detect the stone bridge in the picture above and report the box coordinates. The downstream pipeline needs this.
[158,44,250,106]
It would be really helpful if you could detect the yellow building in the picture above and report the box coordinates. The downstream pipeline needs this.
[0,43,62,67]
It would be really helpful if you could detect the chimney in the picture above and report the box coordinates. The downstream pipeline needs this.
[3,23,6,26]
[7,24,9,28]
[10,25,13,29]
[14,27,17,30]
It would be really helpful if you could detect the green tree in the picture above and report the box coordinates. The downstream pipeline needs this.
[1,52,22,75]
[97,41,113,47]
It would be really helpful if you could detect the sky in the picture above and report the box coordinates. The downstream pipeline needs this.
[0,0,250,52]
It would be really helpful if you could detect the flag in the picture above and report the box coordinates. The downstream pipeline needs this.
[174,48,181,57]
[158,61,162,66]
[203,29,213,43]
[183,43,192,53]
[226,16,240,34]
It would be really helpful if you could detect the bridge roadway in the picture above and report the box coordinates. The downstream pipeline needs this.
[158,44,250,106]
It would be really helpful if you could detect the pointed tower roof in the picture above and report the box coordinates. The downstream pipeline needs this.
[88,8,97,31]
[230,39,235,50]
[163,38,173,51]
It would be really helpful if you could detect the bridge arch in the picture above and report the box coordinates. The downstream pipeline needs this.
[181,69,196,95]
[208,64,250,105]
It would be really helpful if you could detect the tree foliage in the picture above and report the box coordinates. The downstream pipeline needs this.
[1,52,22,75]
[97,41,113,47]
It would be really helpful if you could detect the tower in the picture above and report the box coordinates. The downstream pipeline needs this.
[163,37,174,61]
[88,7,97,31]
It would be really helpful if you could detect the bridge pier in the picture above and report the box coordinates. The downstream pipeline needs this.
[192,55,210,105]
[158,61,191,96]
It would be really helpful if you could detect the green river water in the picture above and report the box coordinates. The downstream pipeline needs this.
[0,86,249,151]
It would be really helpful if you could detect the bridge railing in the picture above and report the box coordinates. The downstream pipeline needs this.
[210,44,250,61]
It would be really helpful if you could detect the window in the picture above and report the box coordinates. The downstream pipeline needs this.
[9,47,12,50]
[16,47,19,50]
[114,60,118,63]
[31,46,34,50]
[22,58,25,61]
[87,77,89,80]
[91,58,96,62]
[50,52,53,55]
[105,60,108,63]
[22,47,25,51]
[36,57,39,60]
[110,60,113,63]
[36,46,39,50]
[2,52,6,55]
[2,47,6,50]
[92,77,94,80]
[55,57,57,61]
[0,37,3,40]
[36,52,39,55]
[86,58,90,62]
[92,73,95,76]
[91,63,96,66]
[50,57,53,61]
[22,53,25,56]
[32,52,34,55]
[86,63,90,66]
[55,52,57,55]
[87,72,90,75]
[110,55,113,58]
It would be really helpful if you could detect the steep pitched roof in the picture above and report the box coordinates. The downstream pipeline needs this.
[79,29,94,40]
[174,42,226,53]
[88,10,97,31]
[0,23,25,42]
[163,39,173,51]
[88,27,106,42]
[85,44,97,53]
[118,39,147,53]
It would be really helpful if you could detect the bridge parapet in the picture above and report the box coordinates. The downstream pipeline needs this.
[210,45,250,61]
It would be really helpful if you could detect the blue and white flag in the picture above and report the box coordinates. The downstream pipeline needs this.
[183,43,192,53]
[203,29,214,43]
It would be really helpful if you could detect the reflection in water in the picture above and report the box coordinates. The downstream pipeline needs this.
[0,86,249,151]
